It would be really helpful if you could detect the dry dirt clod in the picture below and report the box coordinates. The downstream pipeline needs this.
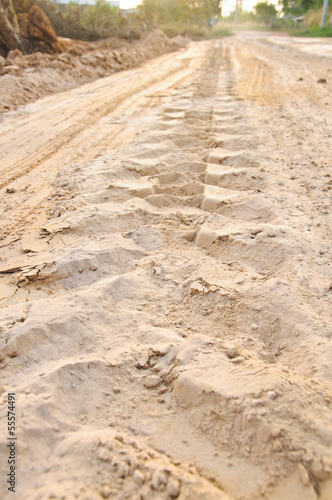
[151,469,168,491]
[143,375,162,389]
[298,464,311,487]
[134,469,145,485]
[167,478,181,498]
[267,228,277,237]
[226,347,238,359]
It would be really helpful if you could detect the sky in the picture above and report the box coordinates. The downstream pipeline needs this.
[221,0,280,16]
[120,0,142,8]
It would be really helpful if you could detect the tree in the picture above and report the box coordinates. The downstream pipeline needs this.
[193,0,222,26]
[81,0,123,38]
[279,0,324,16]
[140,0,221,27]
[254,1,277,26]
[0,0,25,53]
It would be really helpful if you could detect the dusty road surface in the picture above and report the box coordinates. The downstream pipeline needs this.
[0,32,331,500]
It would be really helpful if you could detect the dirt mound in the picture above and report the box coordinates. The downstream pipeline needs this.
[140,28,188,53]
[0,29,189,113]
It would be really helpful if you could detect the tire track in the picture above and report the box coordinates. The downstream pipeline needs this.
[0,44,208,244]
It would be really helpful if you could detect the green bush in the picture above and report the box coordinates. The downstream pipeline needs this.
[45,1,91,40]
[81,0,123,38]
[305,5,332,27]
[210,26,233,38]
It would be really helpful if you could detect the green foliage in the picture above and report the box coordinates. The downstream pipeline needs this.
[305,4,331,26]
[210,25,233,37]
[254,2,277,25]
[280,0,324,16]
[13,0,129,41]
[295,26,332,35]
[40,1,90,40]
[81,0,123,37]
[140,0,221,28]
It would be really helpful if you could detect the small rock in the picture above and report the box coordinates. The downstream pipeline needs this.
[97,448,112,462]
[6,188,16,194]
[167,478,181,498]
[310,458,325,480]
[100,485,112,499]
[251,324,258,330]
[273,440,283,452]
[0,65,21,76]
[128,454,138,469]
[267,228,277,237]
[151,469,167,491]
[298,464,311,487]
[226,347,238,359]
[5,340,17,358]
[134,469,145,485]
[231,356,245,364]
[190,281,205,294]
[261,352,277,364]
[136,352,149,369]
[183,230,196,242]
[112,386,121,393]
[317,78,327,84]
[117,462,128,478]
[143,375,162,389]
[267,391,276,400]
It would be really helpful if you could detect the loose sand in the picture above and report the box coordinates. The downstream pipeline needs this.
[0,32,331,500]
[0,29,188,115]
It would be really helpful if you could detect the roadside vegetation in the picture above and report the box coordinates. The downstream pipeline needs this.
[1,0,331,58]
[220,0,332,37]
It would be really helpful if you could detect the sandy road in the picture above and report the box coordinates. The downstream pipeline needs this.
[0,44,204,244]
[0,33,331,500]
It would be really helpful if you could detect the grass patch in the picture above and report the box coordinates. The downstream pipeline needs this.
[210,27,233,38]
[294,26,332,37]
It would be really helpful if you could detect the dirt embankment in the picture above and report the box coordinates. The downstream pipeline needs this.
[0,29,188,114]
